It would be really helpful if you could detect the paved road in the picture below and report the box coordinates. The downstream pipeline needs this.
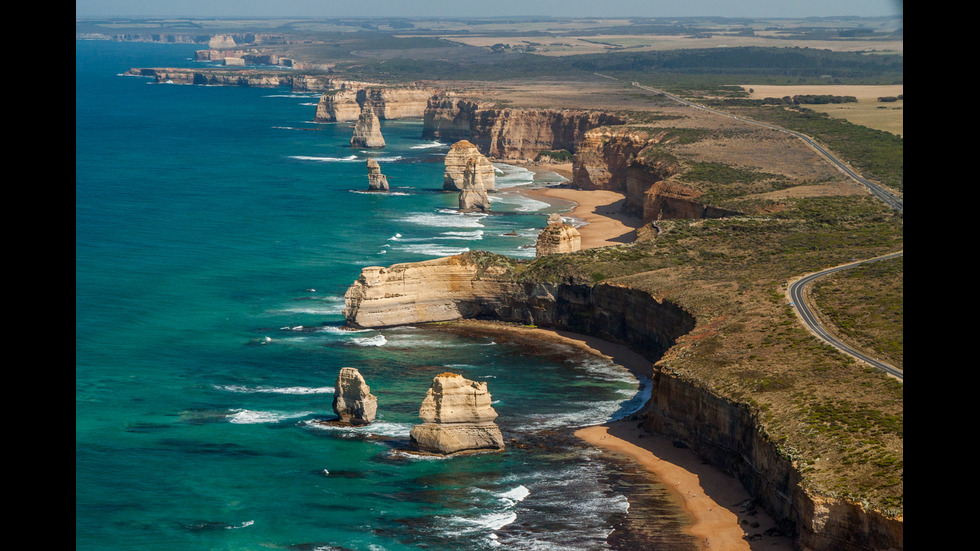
[788,252,904,381]
[630,82,904,213]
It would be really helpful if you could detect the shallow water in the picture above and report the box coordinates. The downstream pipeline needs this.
[76,39,696,550]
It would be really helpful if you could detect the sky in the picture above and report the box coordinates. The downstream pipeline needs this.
[76,0,903,20]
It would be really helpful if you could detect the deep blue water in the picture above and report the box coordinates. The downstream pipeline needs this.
[76,40,688,550]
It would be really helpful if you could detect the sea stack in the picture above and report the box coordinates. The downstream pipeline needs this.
[443,140,495,191]
[366,159,389,191]
[458,158,491,213]
[350,107,385,149]
[535,213,581,257]
[332,367,378,425]
[409,372,505,455]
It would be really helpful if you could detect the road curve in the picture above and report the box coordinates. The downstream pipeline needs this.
[630,82,904,213]
[787,252,904,381]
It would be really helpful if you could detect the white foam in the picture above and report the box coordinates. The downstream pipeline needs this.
[289,155,360,162]
[410,141,448,149]
[439,230,484,240]
[400,212,486,229]
[498,485,530,504]
[450,511,518,532]
[227,409,315,424]
[394,243,471,257]
[305,419,413,438]
[214,384,334,395]
[225,520,255,529]
[351,334,387,347]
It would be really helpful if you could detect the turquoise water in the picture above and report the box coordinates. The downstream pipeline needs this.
[76,40,690,550]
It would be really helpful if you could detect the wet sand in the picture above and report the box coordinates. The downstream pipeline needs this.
[509,161,644,249]
[484,169,796,549]
[448,321,794,551]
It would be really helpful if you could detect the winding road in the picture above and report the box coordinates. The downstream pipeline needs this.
[630,82,904,213]
[622,78,905,379]
[788,252,904,381]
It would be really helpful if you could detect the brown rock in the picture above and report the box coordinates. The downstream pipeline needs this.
[332,367,378,425]
[366,159,389,191]
[444,140,496,191]
[350,108,385,149]
[458,158,491,213]
[409,373,504,455]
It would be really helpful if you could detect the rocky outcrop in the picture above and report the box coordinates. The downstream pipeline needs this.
[572,126,739,222]
[422,94,627,159]
[458,158,491,213]
[342,252,902,550]
[208,34,237,49]
[332,367,378,425]
[366,159,389,191]
[315,89,362,122]
[535,216,581,257]
[123,68,335,91]
[409,372,505,455]
[444,140,496,192]
[350,108,385,149]
[315,86,435,122]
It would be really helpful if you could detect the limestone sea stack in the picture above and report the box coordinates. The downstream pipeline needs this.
[535,213,581,257]
[350,108,385,149]
[458,158,491,213]
[409,372,505,455]
[443,140,495,191]
[332,367,378,425]
[366,159,389,191]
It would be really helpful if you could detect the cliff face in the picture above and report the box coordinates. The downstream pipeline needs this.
[444,140,496,192]
[422,95,627,160]
[342,252,902,551]
[315,86,435,122]
[124,68,335,91]
[573,127,740,223]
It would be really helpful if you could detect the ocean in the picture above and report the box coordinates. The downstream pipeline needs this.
[76,40,694,550]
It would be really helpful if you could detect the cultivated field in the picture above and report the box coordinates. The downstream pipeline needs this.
[741,84,903,136]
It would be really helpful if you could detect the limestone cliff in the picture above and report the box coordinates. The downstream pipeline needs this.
[444,140,496,192]
[332,367,378,425]
[458,158,491,213]
[342,252,902,551]
[350,108,385,149]
[124,67,335,91]
[409,372,505,455]
[535,217,582,257]
[573,126,740,223]
[315,85,435,123]
[366,159,389,191]
[422,94,627,160]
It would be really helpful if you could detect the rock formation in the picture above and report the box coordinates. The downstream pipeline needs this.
[458,158,491,213]
[315,85,435,123]
[443,140,496,191]
[423,94,627,159]
[535,215,581,257]
[342,251,902,551]
[332,367,378,425]
[350,108,385,149]
[366,159,389,192]
[409,372,505,455]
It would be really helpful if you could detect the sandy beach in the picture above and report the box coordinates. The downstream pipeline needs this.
[512,161,645,249]
[490,170,796,550]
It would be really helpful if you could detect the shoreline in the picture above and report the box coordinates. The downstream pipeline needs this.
[443,320,794,551]
[504,160,644,249]
[484,166,795,550]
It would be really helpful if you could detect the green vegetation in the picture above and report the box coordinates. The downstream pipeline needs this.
[811,256,903,369]
[534,149,573,162]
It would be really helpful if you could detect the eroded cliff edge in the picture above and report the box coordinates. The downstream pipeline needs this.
[342,251,902,551]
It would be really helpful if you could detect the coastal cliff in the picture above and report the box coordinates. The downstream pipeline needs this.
[315,86,436,122]
[342,251,902,551]
[124,67,337,91]
[422,94,627,159]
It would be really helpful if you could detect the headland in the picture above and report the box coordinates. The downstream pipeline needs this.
[87,16,903,550]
